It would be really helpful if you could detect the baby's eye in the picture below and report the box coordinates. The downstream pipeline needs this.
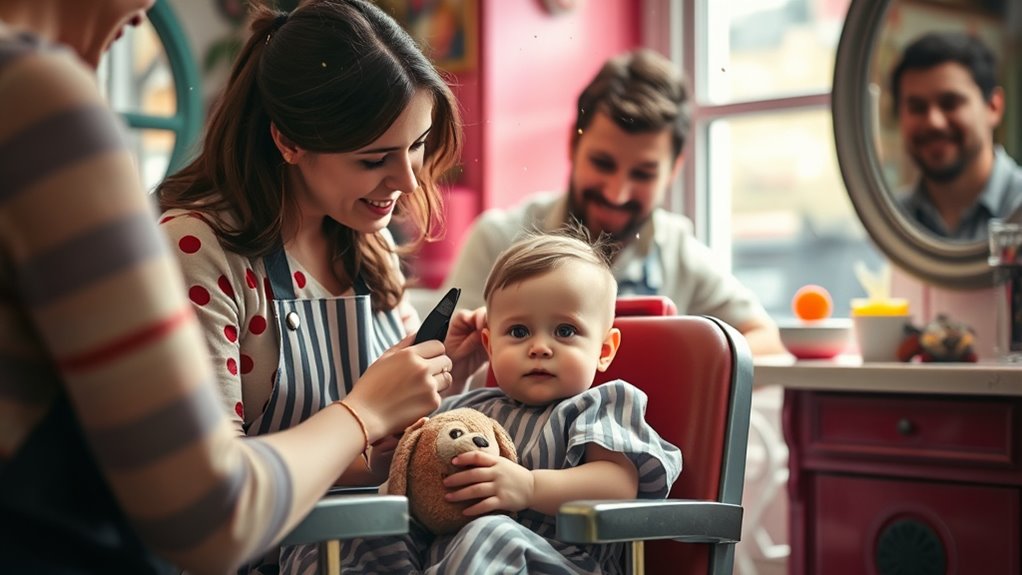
[449,429,464,439]
[508,325,529,339]
[555,324,577,338]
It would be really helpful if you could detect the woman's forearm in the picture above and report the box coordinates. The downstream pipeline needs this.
[257,401,381,513]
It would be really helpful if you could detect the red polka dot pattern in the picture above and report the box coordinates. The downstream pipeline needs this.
[224,325,237,342]
[159,215,176,224]
[240,354,254,374]
[226,357,238,375]
[245,269,258,289]
[178,235,201,254]
[294,271,307,289]
[234,401,244,419]
[217,275,235,298]
[189,286,210,305]
[250,315,267,335]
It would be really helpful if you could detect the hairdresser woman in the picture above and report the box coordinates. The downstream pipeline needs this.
[0,1,453,574]
[154,0,471,571]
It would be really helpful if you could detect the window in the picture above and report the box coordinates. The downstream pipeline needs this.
[678,0,882,320]
[98,0,202,193]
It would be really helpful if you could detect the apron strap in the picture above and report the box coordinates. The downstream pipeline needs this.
[353,274,371,297]
[263,243,372,300]
[264,244,296,300]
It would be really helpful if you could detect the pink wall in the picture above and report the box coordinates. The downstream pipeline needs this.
[416,0,641,288]
[480,1,641,211]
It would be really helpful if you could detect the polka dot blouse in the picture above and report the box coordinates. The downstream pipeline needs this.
[159,209,418,435]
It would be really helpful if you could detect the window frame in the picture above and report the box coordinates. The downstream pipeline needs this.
[650,0,836,266]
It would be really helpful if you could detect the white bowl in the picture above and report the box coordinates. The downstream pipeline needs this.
[779,319,853,360]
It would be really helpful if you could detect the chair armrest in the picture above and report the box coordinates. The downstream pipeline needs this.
[557,499,742,544]
[281,494,409,545]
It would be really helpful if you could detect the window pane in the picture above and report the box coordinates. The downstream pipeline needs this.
[704,0,851,104]
[713,108,883,320]
[132,129,174,193]
[101,20,177,118]
[98,19,177,192]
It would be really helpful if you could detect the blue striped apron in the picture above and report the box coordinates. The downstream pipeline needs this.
[241,246,406,574]
[249,245,406,435]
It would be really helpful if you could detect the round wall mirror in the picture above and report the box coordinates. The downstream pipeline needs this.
[833,0,1021,289]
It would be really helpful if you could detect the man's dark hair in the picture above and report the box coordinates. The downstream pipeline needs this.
[890,31,999,116]
[574,48,691,159]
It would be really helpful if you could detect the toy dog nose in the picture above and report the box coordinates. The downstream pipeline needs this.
[472,436,490,449]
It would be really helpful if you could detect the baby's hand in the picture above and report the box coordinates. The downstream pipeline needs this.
[442,451,534,515]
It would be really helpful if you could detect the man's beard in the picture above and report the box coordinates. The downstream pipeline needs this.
[909,129,981,184]
[566,182,649,244]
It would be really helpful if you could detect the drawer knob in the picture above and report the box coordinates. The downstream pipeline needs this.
[896,418,914,436]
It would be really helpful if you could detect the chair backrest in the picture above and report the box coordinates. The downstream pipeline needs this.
[484,297,752,574]
[595,314,752,575]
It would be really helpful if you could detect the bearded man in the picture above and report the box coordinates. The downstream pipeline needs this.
[442,48,783,355]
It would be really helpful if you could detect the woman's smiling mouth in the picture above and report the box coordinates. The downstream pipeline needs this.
[361,198,396,216]
[363,198,394,209]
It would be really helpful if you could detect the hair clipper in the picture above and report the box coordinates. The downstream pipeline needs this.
[413,287,461,344]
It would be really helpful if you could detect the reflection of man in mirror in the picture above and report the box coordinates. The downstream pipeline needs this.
[891,32,1022,242]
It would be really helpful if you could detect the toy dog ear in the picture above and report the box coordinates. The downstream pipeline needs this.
[388,419,428,496]
[490,418,518,463]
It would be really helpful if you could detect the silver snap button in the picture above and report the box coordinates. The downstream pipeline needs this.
[286,312,301,331]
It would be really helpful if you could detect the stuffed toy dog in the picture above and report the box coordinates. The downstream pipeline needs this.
[386,408,518,535]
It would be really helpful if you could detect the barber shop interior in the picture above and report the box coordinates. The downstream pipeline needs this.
[1,0,1020,574]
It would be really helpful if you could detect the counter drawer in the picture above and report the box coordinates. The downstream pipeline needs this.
[805,393,1017,467]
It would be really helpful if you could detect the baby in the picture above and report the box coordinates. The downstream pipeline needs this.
[343,229,682,574]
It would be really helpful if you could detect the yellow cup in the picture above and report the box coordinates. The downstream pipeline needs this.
[850,298,911,361]
[850,298,909,317]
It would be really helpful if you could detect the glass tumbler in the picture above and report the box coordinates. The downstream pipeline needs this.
[989,220,1022,362]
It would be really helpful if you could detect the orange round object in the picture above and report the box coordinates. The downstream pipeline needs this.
[792,285,833,321]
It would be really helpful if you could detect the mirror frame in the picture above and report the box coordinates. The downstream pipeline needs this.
[833,0,994,289]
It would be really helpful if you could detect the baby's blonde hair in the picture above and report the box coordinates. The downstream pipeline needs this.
[483,227,618,320]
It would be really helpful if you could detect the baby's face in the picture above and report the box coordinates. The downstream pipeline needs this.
[482,262,618,405]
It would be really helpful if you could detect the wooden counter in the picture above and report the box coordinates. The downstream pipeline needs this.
[755,355,1022,396]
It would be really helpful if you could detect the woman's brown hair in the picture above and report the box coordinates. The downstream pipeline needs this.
[156,0,462,311]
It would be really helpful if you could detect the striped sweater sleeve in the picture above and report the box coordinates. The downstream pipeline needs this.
[0,43,298,574]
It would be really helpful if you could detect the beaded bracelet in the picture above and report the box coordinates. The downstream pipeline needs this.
[336,400,371,468]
